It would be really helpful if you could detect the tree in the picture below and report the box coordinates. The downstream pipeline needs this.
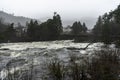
[71,21,82,35]
[52,13,63,38]
[92,16,103,35]
[71,22,78,35]
[78,21,83,32]
[5,23,16,41]
[0,18,7,42]
[101,13,111,44]
[92,14,114,43]
[27,20,39,40]
[26,13,63,41]
[27,20,34,40]
[82,22,87,32]
[112,5,120,23]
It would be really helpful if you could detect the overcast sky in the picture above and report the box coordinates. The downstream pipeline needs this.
[0,0,120,28]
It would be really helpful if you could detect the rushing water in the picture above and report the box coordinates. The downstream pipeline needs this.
[0,40,110,80]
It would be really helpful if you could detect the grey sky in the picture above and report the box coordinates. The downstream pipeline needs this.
[0,0,120,28]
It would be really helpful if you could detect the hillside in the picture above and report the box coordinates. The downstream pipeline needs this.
[0,11,39,26]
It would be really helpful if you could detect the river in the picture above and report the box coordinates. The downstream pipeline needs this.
[0,40,113,80]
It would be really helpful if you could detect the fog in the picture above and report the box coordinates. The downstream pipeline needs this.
[0,0,120,28]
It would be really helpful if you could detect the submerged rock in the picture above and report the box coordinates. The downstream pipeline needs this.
[0,48,10,50]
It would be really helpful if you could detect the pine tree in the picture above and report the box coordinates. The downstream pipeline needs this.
[27,20,36,40]
[5,23,16,41]
[101,13,111,44]
[53,13,63,36]
[71,21,83,35]
[82,22,87,32]
[93,16,103,35]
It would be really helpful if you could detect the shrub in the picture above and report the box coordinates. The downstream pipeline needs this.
[69,54,88,80]
[48,60,65,80]
[89,50,120,80]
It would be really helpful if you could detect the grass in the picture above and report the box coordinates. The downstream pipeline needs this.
[48,60,65,80]
[89,49,120,80]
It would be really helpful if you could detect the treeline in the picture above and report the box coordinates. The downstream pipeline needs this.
[92,4,120,44]
[0,13,63,42]
[0,19,17,42]
[73,4,120,44]
[0,12,88,42]
[1,4,120,43]
[27,13,63,41]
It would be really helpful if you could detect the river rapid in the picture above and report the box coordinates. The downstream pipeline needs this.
[0,40,113,80]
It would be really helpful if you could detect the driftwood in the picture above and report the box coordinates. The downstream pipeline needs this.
[67,43,93,50]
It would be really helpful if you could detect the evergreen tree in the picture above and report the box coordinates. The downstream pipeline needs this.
[26,13,63,41]
[52,13,63,37]
[5,23,16,41]
[82,22,87,32]
[93,16,103,35]
[112,5,120,23]
[71,21,78,35]
[33,20,39,40]
[78,21,82,32]
[101,13,111,44]
[27,20,36,40]
[0,18,7,42]
[71,21,83,35]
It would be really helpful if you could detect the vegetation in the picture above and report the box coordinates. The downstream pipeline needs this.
[48,60,65,80]
[89,50,120,80]
[0,12,64,42]
[47,49,120,80]
[1,4,120,44]
[93,4,120,45]
[71,21,87,35]
[26,12,63,41]
[1,2,120,80]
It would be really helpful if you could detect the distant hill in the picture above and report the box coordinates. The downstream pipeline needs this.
[0,11,96,29]
[0,11,40,26]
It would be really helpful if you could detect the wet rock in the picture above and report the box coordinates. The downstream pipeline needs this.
[0,48,10,50]
[67,47,85,50]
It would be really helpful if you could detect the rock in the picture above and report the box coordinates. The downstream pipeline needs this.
[0,48,10,50]
[67,47,79,50]
[67,47,85,50]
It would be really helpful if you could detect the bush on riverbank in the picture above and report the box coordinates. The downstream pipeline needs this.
[48,49,120,80]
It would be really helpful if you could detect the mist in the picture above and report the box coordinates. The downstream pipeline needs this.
[0,0,120,28]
